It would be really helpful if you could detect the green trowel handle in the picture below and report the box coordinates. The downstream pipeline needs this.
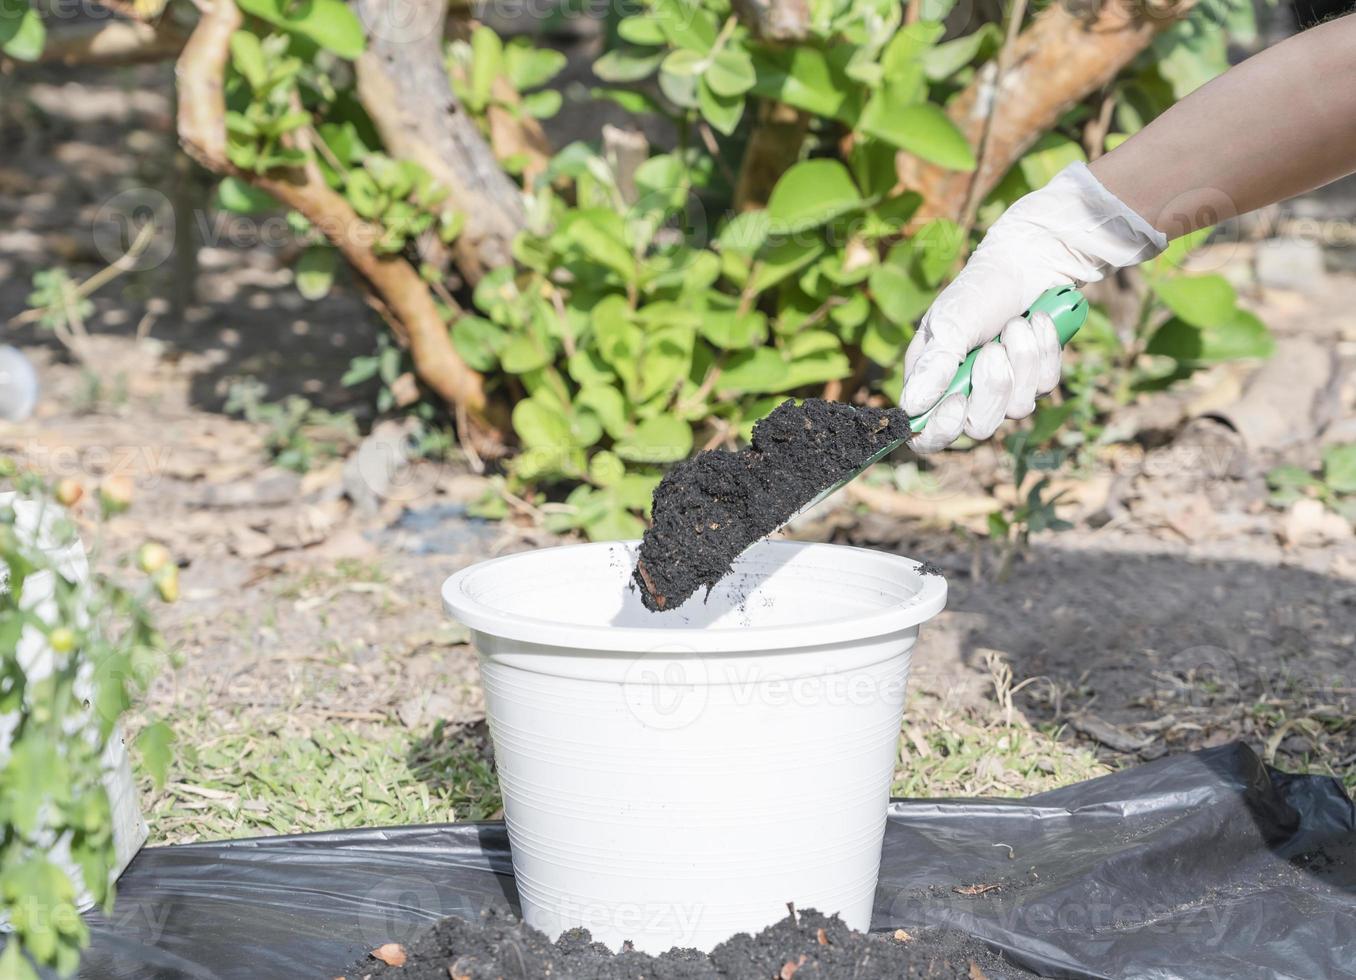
[908,285,1088,434]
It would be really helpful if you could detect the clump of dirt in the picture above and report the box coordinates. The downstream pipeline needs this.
[633,399,911,611]
[348,907,1020,979]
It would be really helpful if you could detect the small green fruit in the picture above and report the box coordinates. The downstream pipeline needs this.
[49,627,77,654]
[137,542,171,575]
[154,564,180,603]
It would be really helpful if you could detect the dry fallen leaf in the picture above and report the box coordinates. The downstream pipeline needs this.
[779,953,807,979]
[953,882,1003,896]
[893,929,912,942]
[369,943,406,967]
[968,961,989,980]
[816,927,828,946]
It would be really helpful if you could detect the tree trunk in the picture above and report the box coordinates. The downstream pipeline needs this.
[734,101,808,211]
[176,0,490,416]
[731,0,809,42]
[353,0,526,285]
[896,0,1197,223]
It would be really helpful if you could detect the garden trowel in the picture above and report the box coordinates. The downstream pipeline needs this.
[791,284,1090,519]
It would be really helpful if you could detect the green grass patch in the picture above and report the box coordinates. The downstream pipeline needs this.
[140,712,500,843]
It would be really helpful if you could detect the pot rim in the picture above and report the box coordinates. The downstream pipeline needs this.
[442,540,947,655]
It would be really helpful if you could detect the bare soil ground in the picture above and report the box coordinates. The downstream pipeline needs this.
[1,59,1351,849]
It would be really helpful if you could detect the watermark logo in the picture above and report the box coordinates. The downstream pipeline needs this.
[92,187,176,272]
[621,643,708,730]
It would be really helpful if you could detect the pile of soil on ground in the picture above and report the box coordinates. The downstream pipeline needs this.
[633,399,911,611]
[345,907,1020,979]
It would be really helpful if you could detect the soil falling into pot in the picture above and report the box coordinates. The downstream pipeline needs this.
[633,399,911,612]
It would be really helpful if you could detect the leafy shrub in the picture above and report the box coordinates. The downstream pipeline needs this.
[27,0,1271,540]
[0,469,175,978]
[1268,445,1356,522]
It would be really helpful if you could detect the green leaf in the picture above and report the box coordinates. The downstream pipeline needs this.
[451,315,507,371]
[590,86,668,116]
[616,416,693,463]
[214,177,278,215]
[1151,274,1236,327]
[1151,225,1213,271]
[880,20,945,72]
[1018,133,1086,189]
[861,314,907,366]
[785,332,850,387]
[1153,18,1229,99]
[717,210,770,254]
[1027,402,1074,445]
[229,30,268,89]
[593,46,665,82]
[513,396,575,450]
[750,46,848,120]
[718,347,790,394]
[922,23,1000,80]
[1322,444,1356,495]
[1266,464,1319,491]
[707,46,756,97]
[618,14,665,45]
[749,236,824,293]
[470,26,503,111]
[657,63,699,108]
[583,501,645,541]
[652,0,717,51]
[0,0,43,61]
[565,209,637,279]
[870,243,934,326]
[235,0,365,58]
[766,159,863,233]
[700,310,767,349]
[294,245,337,301]
[576,384,628,440]
[633,328,693,404]
[505,38,566,89]
[589,449,626,486]
[909,218,963,286]
[500,334,553,373]
[697,78,744,136]
[661,47,706,77]
[136,721,175,790]
[521,90,562,118]
[1145,308,1274,363]
[861,101,975,172]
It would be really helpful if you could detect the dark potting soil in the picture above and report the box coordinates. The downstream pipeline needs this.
[346,907,1023,979]
[633,399,911,612]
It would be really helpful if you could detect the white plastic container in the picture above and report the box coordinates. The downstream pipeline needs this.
[442,539,946,953]
[0,493,148,914]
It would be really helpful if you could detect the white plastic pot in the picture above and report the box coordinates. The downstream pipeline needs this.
[0,493,148,915]
[442,539,946,953]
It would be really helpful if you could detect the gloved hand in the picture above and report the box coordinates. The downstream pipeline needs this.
[903,162,1167,453]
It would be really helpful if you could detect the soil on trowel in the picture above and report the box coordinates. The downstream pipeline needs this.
[348,907,1022,979]
[633,399,911,612]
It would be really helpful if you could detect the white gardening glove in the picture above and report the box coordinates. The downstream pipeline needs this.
[903,162,1168,453]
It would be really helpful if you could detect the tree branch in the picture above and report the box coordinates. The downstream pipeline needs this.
[444,15,552,187]
[176,0,489,415]
[733,100,808,211]
[731,0,808,42]
[895,0,1198,223]
[352,0,526,285]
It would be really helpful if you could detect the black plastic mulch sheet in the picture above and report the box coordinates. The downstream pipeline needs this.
[73,742,1354,980]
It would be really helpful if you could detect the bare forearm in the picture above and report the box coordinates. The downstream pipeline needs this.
[1090,14,1356,238]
